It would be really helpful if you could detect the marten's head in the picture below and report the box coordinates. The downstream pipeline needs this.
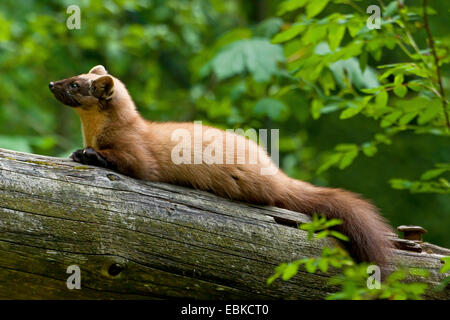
[49,65,129,110]
[50,66,138,147]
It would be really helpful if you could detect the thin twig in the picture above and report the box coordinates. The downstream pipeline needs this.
[423,0,450,128]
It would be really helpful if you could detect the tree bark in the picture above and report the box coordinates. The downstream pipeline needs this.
[0,148,448,299]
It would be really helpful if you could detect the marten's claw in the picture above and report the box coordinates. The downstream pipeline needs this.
[70,149,83,163]
[70,147,109,168]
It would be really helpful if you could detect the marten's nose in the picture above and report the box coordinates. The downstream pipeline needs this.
[49,82,54,89]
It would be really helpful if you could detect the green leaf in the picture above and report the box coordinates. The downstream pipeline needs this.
[255,18,284,39]
[339,150,359,169]
[306,0,330,18]
[375,134,392,145]
[340,97,371,119]
[330,231,350,241]
[420,169,447,180]
[330,58,379,90]
[324,219,343,228]
[208,39,285,82]
[305,259,318,273]
[254,98,289,121]
[361,86,383,94]
[398,112,418,125]
[267,273,280,285]
[394,73,404,85]
[407,81,422,92]
[282,263,299,280]
[441,257,450,274]
[335,144,358,152]
[384,1,398,17]
[340,102,364,119]
[375,90,388,108]
[329,258,343,268]
[317,153,342,174]
[359,50,368,72]
[319,71,337,95]
[315,230,329,239]
[303,24,327,44]
[328,24,346,51]
[272,24,305,43]
[318,259,329,273]
[381,110,402,127]
[418,100,442,124]
[362,143,377,157]
[390,179,413,190]
[347,20,362,37]
[277,0,309,15]
[393,85,407,97]
[311,99,324,119]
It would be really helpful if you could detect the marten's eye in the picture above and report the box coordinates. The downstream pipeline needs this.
[69,82,79,89]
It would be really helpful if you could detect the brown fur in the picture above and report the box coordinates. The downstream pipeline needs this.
[50,65,394,266]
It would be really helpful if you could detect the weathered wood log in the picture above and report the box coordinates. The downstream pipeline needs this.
[0,148,448,299]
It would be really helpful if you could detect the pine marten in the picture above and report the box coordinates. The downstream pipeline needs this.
[49,65,394,266]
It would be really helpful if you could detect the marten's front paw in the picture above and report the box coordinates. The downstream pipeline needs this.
[70,147,108,168]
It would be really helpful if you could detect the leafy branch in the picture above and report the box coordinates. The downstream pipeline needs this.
[422,0,449,128]
[271,0,449,193]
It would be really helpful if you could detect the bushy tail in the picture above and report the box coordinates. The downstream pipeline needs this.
[277,178,394,266]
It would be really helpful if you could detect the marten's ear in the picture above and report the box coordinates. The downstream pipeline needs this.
[89,65,108,75]
[91,75,114,100]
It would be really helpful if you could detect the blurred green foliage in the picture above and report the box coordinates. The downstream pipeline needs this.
[0,0,448,246]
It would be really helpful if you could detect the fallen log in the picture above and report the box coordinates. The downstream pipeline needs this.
[0,148,448,299]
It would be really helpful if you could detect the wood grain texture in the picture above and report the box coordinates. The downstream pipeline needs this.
[0,148,448,300]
